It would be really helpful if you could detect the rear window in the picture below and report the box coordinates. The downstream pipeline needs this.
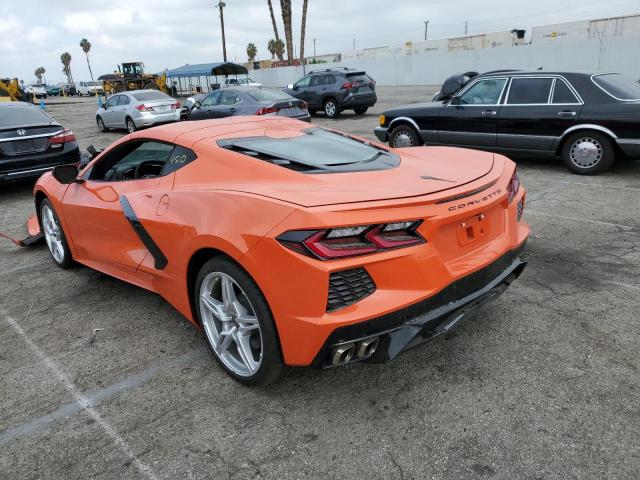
[552,79,580,104]
[247,89,292,102]
[219,128,398,173]
[132,91,173,102]
[592,74,640,101]
[0,105,52,127]
[345,73,373,83]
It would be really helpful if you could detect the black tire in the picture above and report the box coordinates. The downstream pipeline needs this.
[354,106,368,115]
[389,124,422,148]
[97,116,108,132]
[561,131,615,175]
[126,117,137,133]
[40,199,73,269]
[195,257,285,386]
[323,98,340,118]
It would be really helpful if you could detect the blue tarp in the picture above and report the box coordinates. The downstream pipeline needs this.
[165,62,248,78]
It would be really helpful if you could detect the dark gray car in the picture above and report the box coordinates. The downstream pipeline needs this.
[285,68,377,118]
[187,86,310,122]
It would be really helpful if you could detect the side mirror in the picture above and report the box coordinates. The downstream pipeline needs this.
[52,164,80,184]
[194,101,201,109]
[287,83,294,90]
[449,96,461,106]
[102,103,107,109]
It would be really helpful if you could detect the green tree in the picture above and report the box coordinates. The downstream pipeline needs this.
[34,67,46,83]
[247,43,258,62]
[267,39,276,59]
[79,38,94,81]
[275,38,285,60]
[61,52,73,84]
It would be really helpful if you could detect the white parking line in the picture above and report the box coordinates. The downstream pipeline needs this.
[526,210,635,230]
[5,314,158,480]
[560,181,640,192]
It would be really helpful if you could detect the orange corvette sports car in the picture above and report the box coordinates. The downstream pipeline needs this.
[23,117,528,385]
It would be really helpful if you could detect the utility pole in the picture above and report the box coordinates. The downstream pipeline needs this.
[424,20,429,40]
[313,38,317,60]
[218,1,227,62]
[464,21,468,35]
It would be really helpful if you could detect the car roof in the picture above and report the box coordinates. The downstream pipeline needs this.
[309,68,365,75]
[479,70,615,77]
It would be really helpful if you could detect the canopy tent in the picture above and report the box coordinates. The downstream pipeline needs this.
[165,62,248,78]
[164,62,249,96]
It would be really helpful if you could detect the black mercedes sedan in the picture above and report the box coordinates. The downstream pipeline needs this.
[374,71,640,174]
[0,102,80,182]
[185,86,310,122]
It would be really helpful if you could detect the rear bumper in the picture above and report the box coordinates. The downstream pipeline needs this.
[342,93,377,108]
[374,126,389,142]
[134,111,180,127]
[312,243,527,367]
[0,146,80,182]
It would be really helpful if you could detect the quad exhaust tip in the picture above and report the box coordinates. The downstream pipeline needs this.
[331,336,380,366]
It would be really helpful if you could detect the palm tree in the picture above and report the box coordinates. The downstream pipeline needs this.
[34,67,45,83]
[280,0,293,62]
[275,39,285,60]
[267,0,284,61]
[247,43,258,62]
[61,52,73,84]
[267,39,276,59]
[79,38,94,81]
[300,0,308,63]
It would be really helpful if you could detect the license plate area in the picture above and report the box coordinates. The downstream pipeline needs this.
[15,139,36,153]
[456,213,489,247]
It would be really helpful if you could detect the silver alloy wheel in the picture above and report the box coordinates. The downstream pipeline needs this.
[325,101,336,117]
[393,129,415,148]
[41,204,65,263]
[569,137,603,168]
[199,272,263,377]
[127,119,136,133]
[97,117,105,131]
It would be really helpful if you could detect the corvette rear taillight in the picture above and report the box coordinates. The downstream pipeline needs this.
[277,221,424,260]
[50,129,75,145]
[507,169,521,203]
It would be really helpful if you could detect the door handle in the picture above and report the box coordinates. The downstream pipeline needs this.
[481,110,497,116]
[557,111,576,116]
[229,108,236,112]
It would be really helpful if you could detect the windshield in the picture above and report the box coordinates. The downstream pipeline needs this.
[592,74,640,101]
[247,89,292,102]
[219,128,399,173]
[0,105,52,127]
[132,91,173,102]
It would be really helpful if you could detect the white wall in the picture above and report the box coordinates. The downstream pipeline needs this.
[248,36,640,88]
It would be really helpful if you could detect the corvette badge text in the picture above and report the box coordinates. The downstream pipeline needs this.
[448,189,502,211]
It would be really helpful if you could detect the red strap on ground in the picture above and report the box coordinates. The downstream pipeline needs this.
[0,231,24,247]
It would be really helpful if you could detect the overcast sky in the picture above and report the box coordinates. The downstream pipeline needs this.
[1,0,639,83]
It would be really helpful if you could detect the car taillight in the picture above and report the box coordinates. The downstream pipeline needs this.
[50,129,75,145]
[341,82,354,90]
[136,104,154,112]
[277,221,424,260]
[171,102,181,109]
[256,106,279,115]
[507,169,521,203]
